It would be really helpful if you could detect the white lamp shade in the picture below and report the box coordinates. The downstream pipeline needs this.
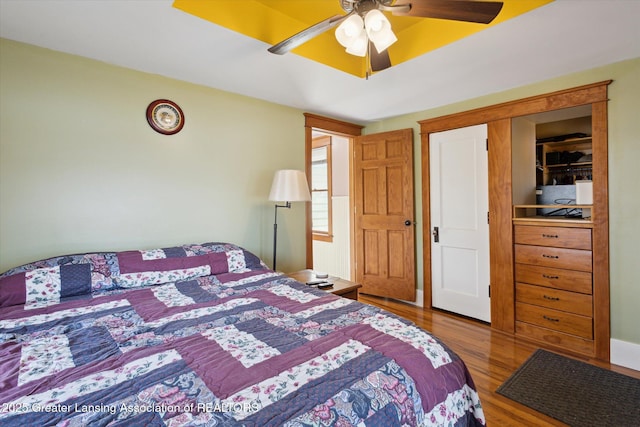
[269,170,311,202]
[345,31,368,57]
[335,14,365,48]
[365,10,397,53]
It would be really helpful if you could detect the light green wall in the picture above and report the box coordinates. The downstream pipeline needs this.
[0,38,308,273]
[366,57,640,345]
[1,38,638,345]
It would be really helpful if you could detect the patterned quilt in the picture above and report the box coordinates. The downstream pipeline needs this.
[0,243,485,426]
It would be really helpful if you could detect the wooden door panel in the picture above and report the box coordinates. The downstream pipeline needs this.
[386,165,404,215]
[362,143,379,161]
[388,231,406,278]
[364,230,380,275]
[362,168,379,214]
[386,138,404,158]
[355,128,415,301]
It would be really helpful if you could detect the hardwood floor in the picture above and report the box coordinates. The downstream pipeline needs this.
[358,294,640,426]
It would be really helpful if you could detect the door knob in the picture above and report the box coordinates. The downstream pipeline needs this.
[404,220,412,226]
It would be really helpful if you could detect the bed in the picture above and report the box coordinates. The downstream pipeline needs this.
[0,242,484,426]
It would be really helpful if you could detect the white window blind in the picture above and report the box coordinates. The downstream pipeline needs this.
[312,145,329,233]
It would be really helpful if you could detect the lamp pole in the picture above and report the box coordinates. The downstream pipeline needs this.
[272,201,291,271]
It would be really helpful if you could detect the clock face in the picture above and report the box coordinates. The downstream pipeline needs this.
[146,100,185,135]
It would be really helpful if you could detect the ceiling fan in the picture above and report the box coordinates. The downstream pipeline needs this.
[268,0,504,74]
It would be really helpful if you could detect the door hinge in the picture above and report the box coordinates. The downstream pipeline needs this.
[487,211,490,224]
[488,285,491,297]
[486,138,489,151]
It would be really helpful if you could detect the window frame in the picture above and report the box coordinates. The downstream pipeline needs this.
[311,135,333,242]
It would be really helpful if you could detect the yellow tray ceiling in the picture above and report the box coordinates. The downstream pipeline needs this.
[173,0,553,78]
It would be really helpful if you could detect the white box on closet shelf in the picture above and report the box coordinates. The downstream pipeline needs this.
[576,180,593,218]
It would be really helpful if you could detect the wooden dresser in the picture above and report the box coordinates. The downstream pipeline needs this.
[514,223,596,357]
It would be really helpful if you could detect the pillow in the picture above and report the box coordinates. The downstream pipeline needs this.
[113,242,266,288]
[0,252,118,309]
[0,243,267,308]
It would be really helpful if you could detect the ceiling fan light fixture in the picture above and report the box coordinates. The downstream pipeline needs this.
[364,10,397,53]
[335,14,365,48]
[345,31,368,56]
[336,9,397,57]
[267,0,508,74]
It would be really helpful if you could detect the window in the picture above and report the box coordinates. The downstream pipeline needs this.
[311,135,332,241]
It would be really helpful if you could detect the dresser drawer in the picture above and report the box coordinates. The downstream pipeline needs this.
[515,244,592,272]
[516,302,593,339]
[514,225,591,250]
[515,263,592,294]
[516,322,595,357]
[516,283,592,317]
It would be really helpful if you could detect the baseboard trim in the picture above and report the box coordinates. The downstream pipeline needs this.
[401,289,424,308]
[610,338,640,371]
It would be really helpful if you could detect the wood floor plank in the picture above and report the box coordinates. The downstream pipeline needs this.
[358,294,640,426]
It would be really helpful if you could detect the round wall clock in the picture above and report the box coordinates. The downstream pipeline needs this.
[146,99,185,135]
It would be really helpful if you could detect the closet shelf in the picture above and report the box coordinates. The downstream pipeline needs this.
[513,204,593,225]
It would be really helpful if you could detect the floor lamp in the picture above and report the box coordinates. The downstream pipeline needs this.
[269,169,311,271]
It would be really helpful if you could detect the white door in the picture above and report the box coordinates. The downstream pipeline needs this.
[430,124,490,322]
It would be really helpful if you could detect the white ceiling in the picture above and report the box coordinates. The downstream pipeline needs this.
[1,0,639,124]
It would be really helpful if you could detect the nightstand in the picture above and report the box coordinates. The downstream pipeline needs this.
[287,269,362,301]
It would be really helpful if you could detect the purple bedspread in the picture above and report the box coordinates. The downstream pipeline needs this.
[0,243,484,426]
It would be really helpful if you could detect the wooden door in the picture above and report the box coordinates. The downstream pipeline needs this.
[354,128,415,300]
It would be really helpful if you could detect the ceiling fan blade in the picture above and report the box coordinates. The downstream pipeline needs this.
[393,0,504,24]
[268,14,350,55]
[369,42,392,72]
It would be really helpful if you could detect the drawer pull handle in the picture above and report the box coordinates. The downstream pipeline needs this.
[543,295,560,301]
[542,274,559,279]
[543,315,560,322]
[542,234,559,238]
[542,254,559,259]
